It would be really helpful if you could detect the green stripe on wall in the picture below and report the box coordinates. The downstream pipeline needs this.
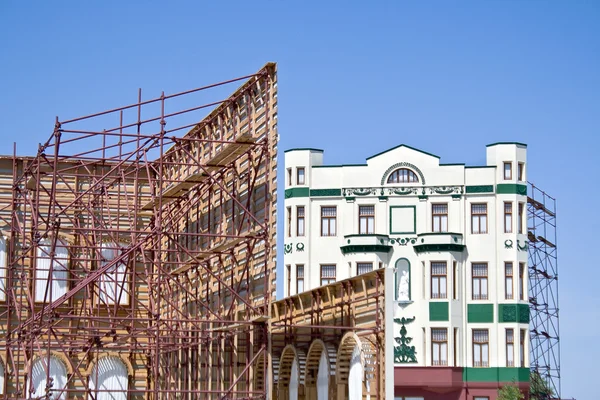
[310,188,342,197]
[429,302,449,321]
[284,187,310,198]
[465,185,494,194]
[496,183,527,195]
[468,303,494,323]
[463,367,530,382]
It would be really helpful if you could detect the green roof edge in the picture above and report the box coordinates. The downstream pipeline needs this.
[284,148,324,153]
[486,142,527,148]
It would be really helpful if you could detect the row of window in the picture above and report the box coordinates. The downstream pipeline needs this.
[287,262,380,294]
[428,328,525,368]
[286,202,525,237]
[504,161,526,181]
[429,261,525,301]
[287,166,305,186]
[0,239,129,305]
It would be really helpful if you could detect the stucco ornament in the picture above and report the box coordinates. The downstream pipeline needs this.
[398,270,410,302]
[393,317,417,363]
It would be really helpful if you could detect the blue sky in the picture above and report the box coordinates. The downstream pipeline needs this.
[1,1,598,398]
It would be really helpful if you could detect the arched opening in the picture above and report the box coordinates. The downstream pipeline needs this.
[89,355,128,400]
[30,355,68,399]
[35,238,68,303]
[289,359,299,400]
[99,242,130,305]
[387,168,418,184]
[395,258,411,301]
[0,357,5,396]
[316,350,329,400]
[336,333,364,399]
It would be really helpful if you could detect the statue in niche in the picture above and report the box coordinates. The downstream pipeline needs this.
[398,270,410,301]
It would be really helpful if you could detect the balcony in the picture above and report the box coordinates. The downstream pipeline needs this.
[340,234,392,255]
[413,232,465,254]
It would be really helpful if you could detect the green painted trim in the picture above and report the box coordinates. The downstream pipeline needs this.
[465,185,494,194]
[451,194,462,199]
[498,304,530,323]
[486,142,527,148]
[413,244,465,253]
[496,183,527,195]
[310,188,342,197]
[284,187,310,198]
[465,165,496,169]
[389,205,416,235]
[429,302,449,321]
[367,144,440,160]
[417,232,463,237]
[284,148,324,153]
[394,258,411,300]
[468,303,494,323]
[340,244,392,254]
[344,234,389,239]
[440,163,465,166]
[463,367,530,382]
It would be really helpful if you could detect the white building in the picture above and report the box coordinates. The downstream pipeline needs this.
[283,143,530,399]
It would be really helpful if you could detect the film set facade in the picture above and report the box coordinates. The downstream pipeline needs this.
[283,143,558,399]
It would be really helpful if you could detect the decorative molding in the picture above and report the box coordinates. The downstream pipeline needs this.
[284,242,304,255]
[393,317,417,363]
[389,205,416,235]
[340,244,392,254]
[429,186,463,195]
[381,162,426,185]
[390,237,417,246]
[342,187,379,197]
[413,243,465,254]
[284,187,310,198]
[310,188,342,197]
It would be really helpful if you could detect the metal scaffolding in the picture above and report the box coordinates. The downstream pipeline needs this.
[0,63,278,399]
[527,182,561,399]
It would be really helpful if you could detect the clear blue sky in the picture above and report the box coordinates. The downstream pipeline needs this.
[1,1,597,398]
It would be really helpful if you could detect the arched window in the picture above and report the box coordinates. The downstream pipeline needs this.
[0,236,7,302]
[387,168,418,184]
[317,350,329,400]
[99,242,129,305]
[35,239,69,303]
[348,344,363,400]
[30,355,68,399]
[89,356,128,400]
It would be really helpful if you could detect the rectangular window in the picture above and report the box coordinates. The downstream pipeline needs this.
[518,202,524,234]
[453,328,458,367]
[320,264,336,286]
[359,205,375,234]
[505,262,514,300]
[473,329,489,367]
[518,162,524,181]
[471,204,488,234]
[296,265,304,293]
[520,329,526,367]
[519,262,525,300]
[321,206,337,236]
[286,207,291,237]
[287,168,292,186]
[432,328,448,366]
[506,328,515,367]
[472,263,488,300]
[296,206,305,236]
[432,203,448,232]
[357,262,373,275]
[452,261,457,300]
[504,162,512,180]
[286,264,291,295]
[297,167,305,185]
[504,202,513,233]
[431,262,447,299]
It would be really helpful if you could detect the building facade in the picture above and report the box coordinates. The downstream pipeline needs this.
[283,143,530,399]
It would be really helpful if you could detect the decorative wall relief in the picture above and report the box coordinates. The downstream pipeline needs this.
[284,243,305,255]
[390,237,417,246]
[393,317,417,363]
